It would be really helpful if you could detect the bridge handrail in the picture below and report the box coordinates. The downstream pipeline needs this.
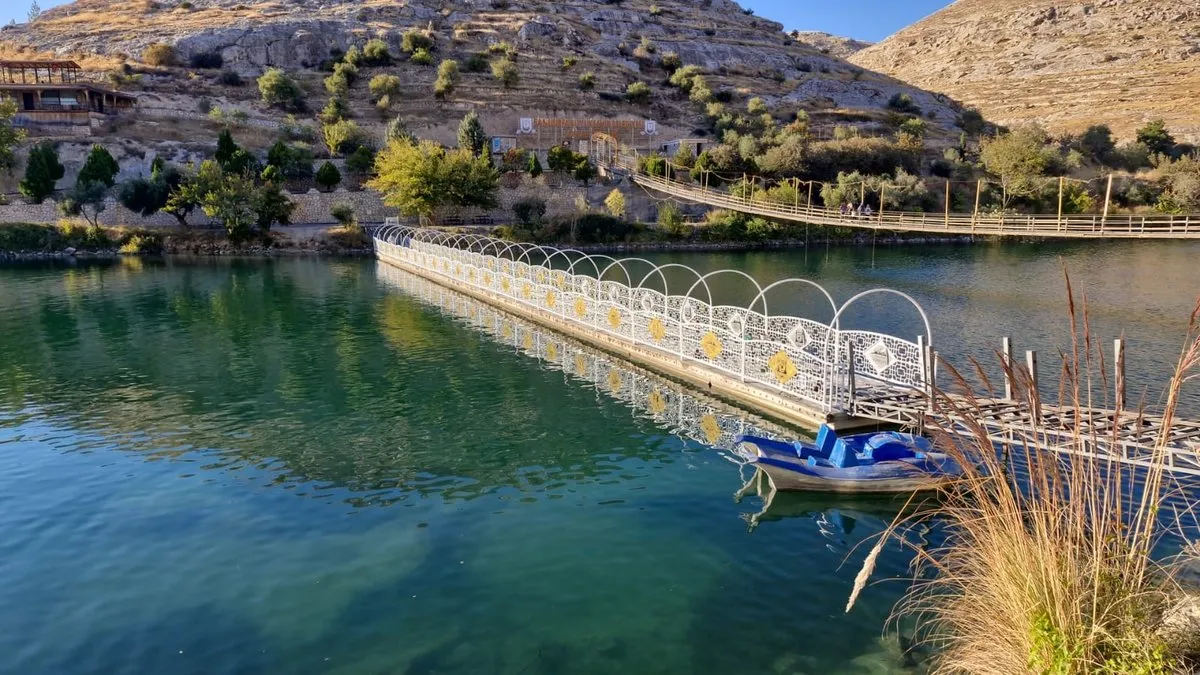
[373,222,934,414]
[588,135,1198,238]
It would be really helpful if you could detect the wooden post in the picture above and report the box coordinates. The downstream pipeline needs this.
[1101,173,1113,231]
[859,180,865,208]
[944,180,951,226]
[879,185,886,223]
[1026,350,1039,403]
[793,177,799,212]
[846,342,857,407]
[917,335,928,394]
[742,173,748,202]
[972,179,982,231]
[1114,338,1126,411]
[806,180,813,210]
[1057,176,1064,230]
[1002,337,1014,400]
[924,343,935,412]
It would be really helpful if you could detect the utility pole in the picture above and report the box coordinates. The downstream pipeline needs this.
[972,179,982,231]
[1101,173,1114,231]
[944,180,950,226]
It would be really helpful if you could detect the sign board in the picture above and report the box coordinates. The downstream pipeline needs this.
[518,118,534,134]
[491,136,517,154]
[643,120,658,135]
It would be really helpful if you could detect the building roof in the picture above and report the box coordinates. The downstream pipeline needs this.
[0,82,138,100]
[0,60,82,70]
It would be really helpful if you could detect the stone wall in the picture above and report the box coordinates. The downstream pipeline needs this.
[0,178,659,227]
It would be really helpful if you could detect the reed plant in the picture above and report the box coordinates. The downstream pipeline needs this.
[848,276,1200,674]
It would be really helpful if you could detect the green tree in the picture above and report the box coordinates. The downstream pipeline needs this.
[604,189,626,219]
[320,96,349,124]
[367,139,499,224]
[361,38,392,66]
[215,128,240,168]
[345,145,376,175]
[386,116,415,144]
[77,144,120,188]
[410,48,433,66]
[547,145,576,173]
[401,29,434,54]
[199,166,257,240]
[886,92,921,115]
[572,157,597,185]
[578,72,596,91]
[527,152,543,178]
[1079,125,1116,164]
[958,108,985,136]
[315,161,341,191]
[19,142,64,204]
[512,197,546,226]
[251,175,295,231]
[658,202,685,235]
[0,97,26,175]
[1136,120,1175,157]
[1155,155,1200,213]
[258,68,305,111]
[330,202,356,228]
[435,59,458,98]
[59,180,108,226]
[979,125,1057,209]
[457,111,489,158]
[266,141,314,179]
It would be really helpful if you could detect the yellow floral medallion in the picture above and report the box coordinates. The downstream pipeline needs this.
[554,274,566,290]
[521,282,532,299]
[648,390,667,415]
[767,350,798,384]
[523,333,533,350]
[536,270,546,284]
[700,332,723,360]
[484,271,493,285]
[547,343,558,361]
[699,415,722,444]
[574,297,587,318]
[468,268,476,281]
[607,369,622,393]
[501,323,513,339]
[546,290,557,309]
[501,277,511,292]
[574,354,588,377]
[608,307,622,329]
[648,318,666,343]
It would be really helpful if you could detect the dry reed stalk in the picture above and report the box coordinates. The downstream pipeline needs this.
[847,270,1200,674]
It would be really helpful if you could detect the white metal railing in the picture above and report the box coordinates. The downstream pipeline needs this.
[374,222,933,414]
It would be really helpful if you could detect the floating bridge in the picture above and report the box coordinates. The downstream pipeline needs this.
[588,134,1200,240]
[373,223,1200,479]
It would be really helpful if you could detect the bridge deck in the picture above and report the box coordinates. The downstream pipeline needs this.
[602,155,1200,239]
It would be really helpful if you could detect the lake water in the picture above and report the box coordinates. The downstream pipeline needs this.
[1,242,1197,674]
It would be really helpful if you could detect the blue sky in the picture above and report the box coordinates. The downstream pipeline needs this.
[3,0,952,43]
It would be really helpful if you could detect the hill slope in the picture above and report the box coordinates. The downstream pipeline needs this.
[791,31,870,59]
[850,0,1200,141]
[0,0,967,146]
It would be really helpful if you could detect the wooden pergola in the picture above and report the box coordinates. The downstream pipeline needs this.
[0,60,83,85]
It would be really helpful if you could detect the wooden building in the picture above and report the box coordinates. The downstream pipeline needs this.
[0,60,137,135]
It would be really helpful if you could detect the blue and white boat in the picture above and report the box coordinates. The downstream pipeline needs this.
[735,425,962,494]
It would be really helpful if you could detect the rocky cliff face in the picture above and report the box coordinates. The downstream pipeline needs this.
[792,31,871,59]
[0,0,965,138]
[850,0,1200,141]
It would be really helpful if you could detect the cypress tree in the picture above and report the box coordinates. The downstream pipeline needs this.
[456,111,488,158]
[19,141,65,204]
[77,144,120,187]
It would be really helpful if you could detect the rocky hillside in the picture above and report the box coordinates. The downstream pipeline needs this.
[0,0,968,148]
[791,31,870,59]
[850,0,1200,142]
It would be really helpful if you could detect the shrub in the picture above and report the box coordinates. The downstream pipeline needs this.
[410,48,433,66]
[322,119,365,156]
[561,55,577,70]
[649,4,662,15]
[547,145,577,173]
[330,202,356,227]
[746,96,767,115]
[435,59,458,98]
[625,81,652,104]
[188,51,223,69]
[142,42,178,67]
[369,74,401,101]
[1136,119,1175,156]
[401,28,434,54]
[345,145,376,175]
[488,40,517,58]
[492,57,518,87]
[886,92,921,115]
[315,161,341,191]
[578,71,596,91]
[118,232,163,254]
[464,52,489,72]
[258,68,306,111]
[657,202,685,234]
[216,69,242,86]
[320,96,349,124]
[660,51,681,72]
[361,38,392,66]
[512,197,547,225]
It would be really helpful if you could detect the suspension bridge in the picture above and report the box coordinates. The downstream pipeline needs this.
[372,222,1200,479]
[588,133,1200,240]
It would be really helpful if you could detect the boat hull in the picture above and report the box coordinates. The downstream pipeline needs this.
[755,460,954,494]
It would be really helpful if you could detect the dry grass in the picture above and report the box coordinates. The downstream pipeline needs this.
[848,271,1200,674]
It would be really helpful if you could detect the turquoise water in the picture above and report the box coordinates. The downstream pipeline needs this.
[1,243,1196,674]
[0,258,918,675]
